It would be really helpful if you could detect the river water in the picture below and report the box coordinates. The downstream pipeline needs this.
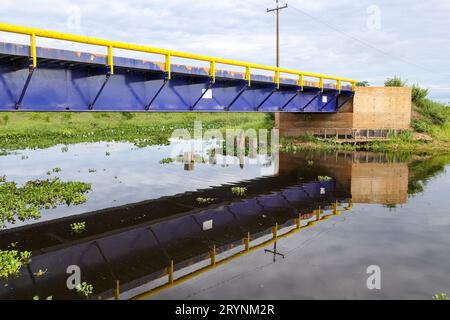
[1,140,449,300]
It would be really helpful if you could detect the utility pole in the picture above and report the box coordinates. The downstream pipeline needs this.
[267,0,288,67]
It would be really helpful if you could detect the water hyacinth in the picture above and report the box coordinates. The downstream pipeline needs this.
[231,187,247,197]
[0,250,32,279]
[0,176,91,229]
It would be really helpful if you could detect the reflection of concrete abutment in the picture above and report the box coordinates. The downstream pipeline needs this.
[276,87,412,141]
[280,151,409,205]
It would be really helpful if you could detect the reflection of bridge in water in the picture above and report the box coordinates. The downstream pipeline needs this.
[0,152,409,300]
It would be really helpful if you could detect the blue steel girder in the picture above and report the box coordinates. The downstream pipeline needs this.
[0,42,353,112]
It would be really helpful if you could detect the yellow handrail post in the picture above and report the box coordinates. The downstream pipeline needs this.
[352,82,356,92]
[315,207,321,221]
[30,33,37,68]
[319,77,324,91]
[168,260,174,285]
[165,54,171,80]
[210,245,216,266]
[298,74,304,91]
[275,70,280,89]
[114,280,120,300]
[295,213,302,229]
[333,201,341,216]
[243,232,250,251]
[210,61,216,83]
[107,45,114,75]
[337,79,341,93]
[245,66,251,86]
[346,199,353,210]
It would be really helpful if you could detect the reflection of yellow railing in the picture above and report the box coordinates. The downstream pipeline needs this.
[128,201,351,300]
[0,23,357,91]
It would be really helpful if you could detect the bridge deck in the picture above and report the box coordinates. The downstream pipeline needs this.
[0,23,356,112]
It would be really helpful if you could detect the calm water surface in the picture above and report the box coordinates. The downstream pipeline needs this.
[1,141,449,300]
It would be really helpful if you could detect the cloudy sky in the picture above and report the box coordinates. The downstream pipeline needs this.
[1,0,449,102]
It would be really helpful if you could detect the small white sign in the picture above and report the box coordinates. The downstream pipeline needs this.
[322,96,328,103]
[202,89,213,99]
[203,219,213,231]
[320,188,326,195]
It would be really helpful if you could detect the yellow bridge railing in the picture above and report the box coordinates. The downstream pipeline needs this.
[0,22,357,91]
[127,200,353,300]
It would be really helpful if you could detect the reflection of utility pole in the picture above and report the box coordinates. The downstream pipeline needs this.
[265,241,285,262]
[267,0,288,67]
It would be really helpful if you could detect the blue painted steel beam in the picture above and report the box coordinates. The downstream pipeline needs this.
[0,42,353,112]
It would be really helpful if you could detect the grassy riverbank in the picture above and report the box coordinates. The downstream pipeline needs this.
[0,112,269,151]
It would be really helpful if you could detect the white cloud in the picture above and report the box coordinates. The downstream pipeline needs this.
[0,0,449,101]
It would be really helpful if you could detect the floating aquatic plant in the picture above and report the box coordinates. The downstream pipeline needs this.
[0,176,91,228]
[76,282,94,297]
[0,250,32,279]
[159,157,174,164]
[33,295,53,300]
[196,197,216,205]
[70,221,86,234]
[231,187,247,197]
[432,293,449,300]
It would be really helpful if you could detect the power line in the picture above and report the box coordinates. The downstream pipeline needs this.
[285,2,444,75]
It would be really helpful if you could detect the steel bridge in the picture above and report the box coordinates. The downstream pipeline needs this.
[0,23,357,113]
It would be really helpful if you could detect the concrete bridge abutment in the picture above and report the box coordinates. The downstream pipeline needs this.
[276,87,412,138]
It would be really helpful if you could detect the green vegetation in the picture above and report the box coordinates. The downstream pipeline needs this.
[0,176,91,228]
[70,221,86,234]
[318,176,332,182]
[357,81,370,87]
[159,157,174,164]
[0,250,32,279]
[0,113,269,151]
[432,293,449,300]
[33,296,53,300]
[231,186,247,197]
[196,197,216,205]
[76,282,94,297]
[408,154,450,196]
[282,78,450,155]
[384,76,407,87]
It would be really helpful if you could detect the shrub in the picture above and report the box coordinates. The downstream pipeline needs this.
[384,77,407,87]
[412,119,433,133]
[356,81,370,87]
[411,84,429,103]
